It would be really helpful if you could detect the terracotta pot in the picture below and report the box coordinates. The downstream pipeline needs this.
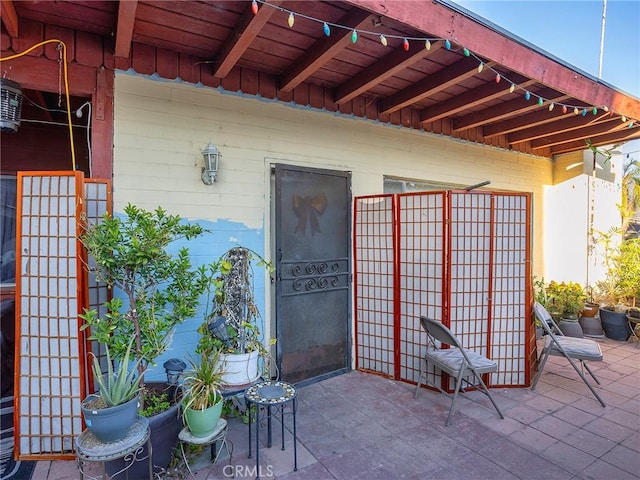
[581,303,599,318]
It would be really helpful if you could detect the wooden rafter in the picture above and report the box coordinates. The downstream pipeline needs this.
[530,117,629,149]
[380,55,489,114]
[508,113,614,144]
[334,41,443,105]
[420,75,535,125]
[1,0,18,37]
[213,0,283,79]
[114,1,137,60]
[453,88,569,132]
[483,107,575,138]
[550,127,640,155]
[279,8,371,92]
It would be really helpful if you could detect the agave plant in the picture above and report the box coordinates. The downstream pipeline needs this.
[91,337,144,407]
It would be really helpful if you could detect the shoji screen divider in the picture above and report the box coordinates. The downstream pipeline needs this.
[354,190,534,390]
[14,172,109,459]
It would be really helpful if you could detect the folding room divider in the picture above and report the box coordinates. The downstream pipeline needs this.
[354,190,536,391]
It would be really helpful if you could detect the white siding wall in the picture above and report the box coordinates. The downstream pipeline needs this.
[113,73,558,377]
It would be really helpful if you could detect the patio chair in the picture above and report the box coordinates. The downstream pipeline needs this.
[414,316,504,426]
[532,302,605,407]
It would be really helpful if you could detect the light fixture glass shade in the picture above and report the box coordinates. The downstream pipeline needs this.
[163,358,187,386]
[201,141,220,184]
[208,316,231,348]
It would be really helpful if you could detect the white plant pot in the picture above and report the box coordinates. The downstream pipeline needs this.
[219,350,260,387]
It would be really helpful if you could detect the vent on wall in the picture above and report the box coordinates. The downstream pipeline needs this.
[1,78,23,133]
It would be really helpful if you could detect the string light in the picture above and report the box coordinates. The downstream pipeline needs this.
[246,0,638,127]
[525,91,531,101]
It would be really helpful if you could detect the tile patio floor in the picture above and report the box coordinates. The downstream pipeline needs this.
[36,336,639,480]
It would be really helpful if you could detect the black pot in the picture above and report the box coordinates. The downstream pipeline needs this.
[106,383,183,479]
[599,307,631,341]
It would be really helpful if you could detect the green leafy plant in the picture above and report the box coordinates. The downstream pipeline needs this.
[196,246,275,357]
[139,391,170,418]
[79,204,219,386]
[182,349,224,412]
[543,280,586,319]
[593,228,640,310]
[91,337,143,407]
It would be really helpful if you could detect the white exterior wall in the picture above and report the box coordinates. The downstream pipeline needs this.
[113,73,555,377]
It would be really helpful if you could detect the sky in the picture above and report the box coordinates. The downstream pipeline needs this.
[452,0,640,156]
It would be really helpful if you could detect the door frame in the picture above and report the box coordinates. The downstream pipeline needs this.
[266,158,353,385]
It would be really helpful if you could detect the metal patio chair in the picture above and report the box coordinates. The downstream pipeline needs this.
[414,316,504,426]
[532,302,606,407]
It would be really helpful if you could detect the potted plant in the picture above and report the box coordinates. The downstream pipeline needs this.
[79,203,216,475]
[579,285,604,337]
[181,349,225,438]
[196,246,274,387]
[81,338,143,443]
[543,280,586,337]
[594,230,640,340]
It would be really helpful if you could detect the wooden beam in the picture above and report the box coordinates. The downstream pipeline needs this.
[529,118,627,149]
[279,8,371,92]
[509,113,614,144]
[380,55,487,115]
[343,0,640,121]
[483,107,574,138]
[213,0,283,79]
[420,75,534,125]
[334,41,443,105]
[453,88,569,132]
[114,1,137,60]
[549,127,640,155]
[1,0,18,37]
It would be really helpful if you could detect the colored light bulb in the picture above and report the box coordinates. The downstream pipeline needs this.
[538,97,543,107]
[445,39,451,50]
[463,47,470,57]
[525,91,531,101]
[251,0,258,14]
[509,83,515,93]
[288,12,294,27]
[478,62,484,73]
[352,30,357,43]
[549,102,554,111]
[323,22,330,36]
[425,39,431,50]
[380,34,387,46]
[562,105,567,114]
[495,73,501,83]
[403,38,409,51]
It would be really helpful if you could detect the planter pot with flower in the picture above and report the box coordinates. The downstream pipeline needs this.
[197,246,275,388]
[593,233,640,341]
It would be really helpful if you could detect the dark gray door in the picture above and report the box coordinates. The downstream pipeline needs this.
[274,164,351,384]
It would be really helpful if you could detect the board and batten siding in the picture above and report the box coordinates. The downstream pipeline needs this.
[112,73,552,378]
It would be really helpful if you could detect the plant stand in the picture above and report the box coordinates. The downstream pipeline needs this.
[75,416,152,480]
[178,418,230,478]
[245,381,298,479]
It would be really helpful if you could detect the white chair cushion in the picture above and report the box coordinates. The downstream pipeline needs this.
[546,336,603,362]
[427,347,498,375]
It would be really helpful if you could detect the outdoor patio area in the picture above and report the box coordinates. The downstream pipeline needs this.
[35,336,639,480]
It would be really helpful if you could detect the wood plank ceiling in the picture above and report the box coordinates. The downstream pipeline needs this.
[3,0,640,158]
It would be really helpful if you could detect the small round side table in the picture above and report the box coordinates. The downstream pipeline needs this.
[178,418,231,478]
[75,415,152,480]
[245,381,297,479]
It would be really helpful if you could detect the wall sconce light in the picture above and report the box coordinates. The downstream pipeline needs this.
[201,141,221,185]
